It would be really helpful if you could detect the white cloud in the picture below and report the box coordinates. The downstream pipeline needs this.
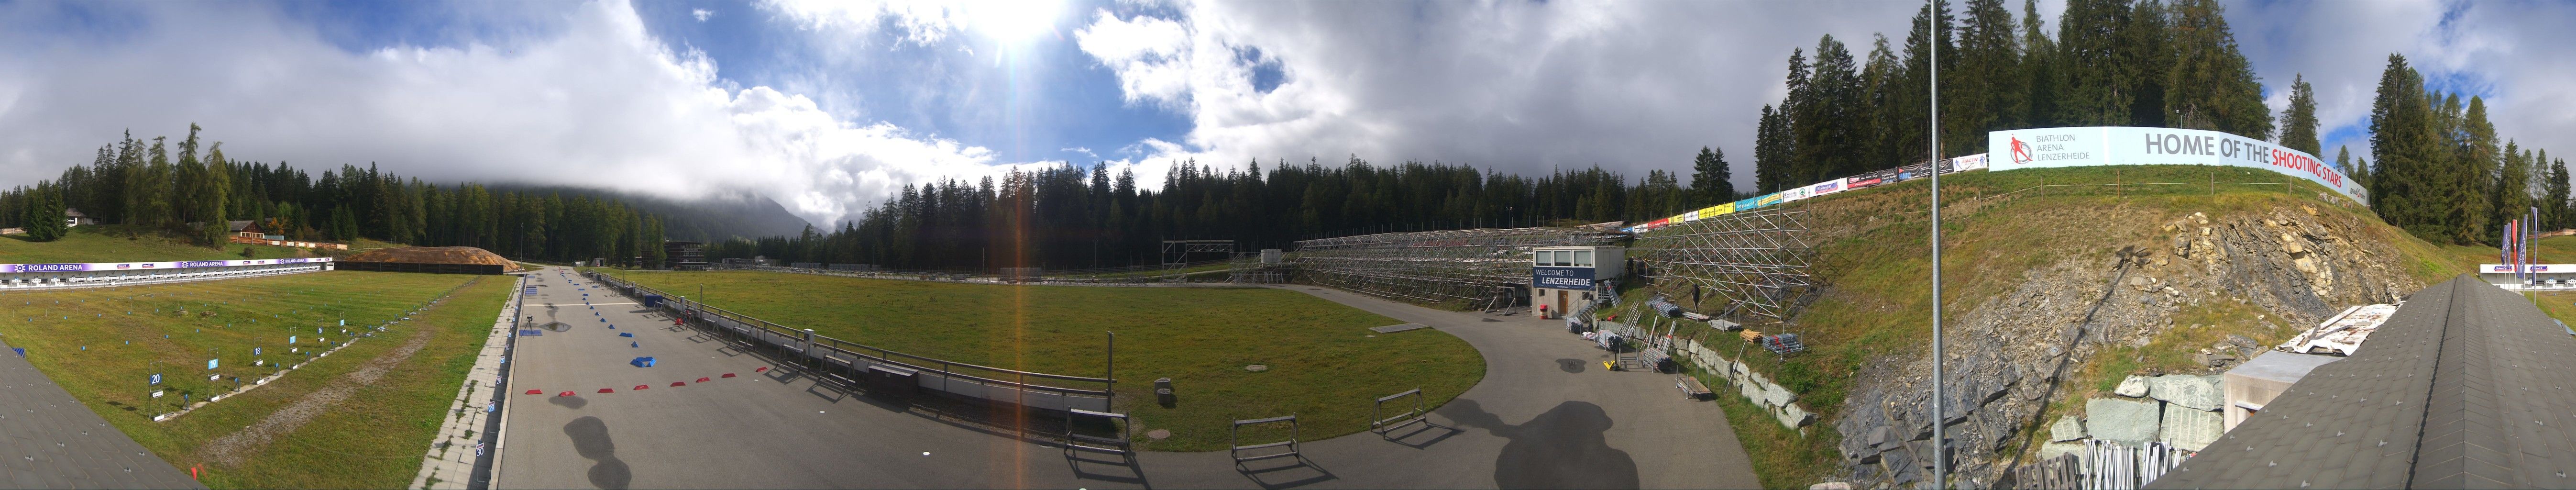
[1073,1,1919,189]
[0,0,1028,227]
[2232,0,2575,167]
[692,8,712,22]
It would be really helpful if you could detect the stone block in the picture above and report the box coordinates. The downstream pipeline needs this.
[2084,398,2162,447]
[2036,440,2085,464]
[2147,375,2224,412]
[2114,375,2150,398]
[1762,382,1799,408]
[1775,403,1816,428]
[2049,415,2086,442]
[2159,402,2224,451]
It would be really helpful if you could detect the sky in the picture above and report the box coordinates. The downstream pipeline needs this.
[0,0,2569,228]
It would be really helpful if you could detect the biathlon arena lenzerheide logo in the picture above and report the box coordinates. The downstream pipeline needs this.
[2011,136,2033,164]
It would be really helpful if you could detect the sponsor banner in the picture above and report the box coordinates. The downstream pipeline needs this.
[1756,193,1783,207]
[1781,185,1815,203]
[1990,126,2366,202]
[1949,153,1990,172]
[1682,211,1701,222]
[1846,168,1899,189]
[0,257,331,274]
[1531,266,1597,290]
[1809,179,1845,197]
[2481,264,2574,274]
[1700,203,1732,217]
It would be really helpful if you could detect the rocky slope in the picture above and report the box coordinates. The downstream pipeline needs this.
[1827,203,2425,488]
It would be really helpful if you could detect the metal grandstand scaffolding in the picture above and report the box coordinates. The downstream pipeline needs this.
[1634,208,1816,320]
[1292,227,1624,308]
[1163,240,1235,268]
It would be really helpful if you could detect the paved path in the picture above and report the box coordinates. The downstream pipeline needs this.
[0,338,202,489]
[498,266,1759,489]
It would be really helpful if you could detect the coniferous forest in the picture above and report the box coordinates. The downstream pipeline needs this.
[0,125,669,266]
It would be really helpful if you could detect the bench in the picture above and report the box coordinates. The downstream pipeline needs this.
[1677,376,1714,401]
[1062,409,1134,463]
[1371,389,1431,437]
[1231,414,1301,465]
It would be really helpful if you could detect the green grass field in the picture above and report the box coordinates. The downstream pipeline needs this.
[0,225,329,264]
[0,271,508,489]
[605,270,1485,451]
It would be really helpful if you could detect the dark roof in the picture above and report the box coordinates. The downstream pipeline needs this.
[2147,275,2576,489]
[227,220,256,232]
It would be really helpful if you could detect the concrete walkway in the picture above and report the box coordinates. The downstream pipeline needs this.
[0,338,202,489]
[497,266,1760,489]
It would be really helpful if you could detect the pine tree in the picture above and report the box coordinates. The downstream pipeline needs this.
[2279,75,2321,155]
[2164,0,2269,138]
[1953,0,2019,154]
[196,142,231,246]
[24,186,66,242]
[2457,96,2498,245]
[1689,146,1735,203]
[2054,0,2136,126]
[1753,105,1786,194]
[2496,139,2530,243]
[2020,0,2059,128]
[2368,54,2435,238]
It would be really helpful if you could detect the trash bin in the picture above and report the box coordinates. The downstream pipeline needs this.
[642,294,663,308]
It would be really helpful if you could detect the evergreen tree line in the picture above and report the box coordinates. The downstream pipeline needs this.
[0,124,670,265]
[710,156,1728,270]
[1751,0,2279,193]
[2366,55,2573,245]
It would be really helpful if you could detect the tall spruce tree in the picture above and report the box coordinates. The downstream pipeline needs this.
[1689,146,1735,203]
[2164,0,2269,138]
[2054,0,2137,126]
[1953,0,2019,154]
[2020,0,2059,128]
[2279,75,2321,155]
[2368,54,2435,239]
[2496,139,2531,243]
[1753,105,1789,194]
[2456,96,2497,245]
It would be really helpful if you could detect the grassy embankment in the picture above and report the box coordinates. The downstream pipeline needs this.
[608,270,1483,452]
[0,271,509,489]
[1639,165,2474,487]
[0,225,328,263]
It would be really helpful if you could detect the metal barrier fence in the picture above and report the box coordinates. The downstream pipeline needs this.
[715,264,1223,286]
[584,272,1117,412]
[2007,439,2192,490]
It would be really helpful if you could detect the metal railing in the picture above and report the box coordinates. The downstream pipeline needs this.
[583,271,1117,411]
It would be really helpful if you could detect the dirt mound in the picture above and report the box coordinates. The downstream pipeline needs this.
[344,246,521,272]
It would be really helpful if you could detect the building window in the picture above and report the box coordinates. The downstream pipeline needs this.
[1574,250,1593,267]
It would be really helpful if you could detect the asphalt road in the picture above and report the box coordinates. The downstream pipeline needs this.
[496,266,1760,489]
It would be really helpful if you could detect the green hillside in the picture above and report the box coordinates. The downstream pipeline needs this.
[1647,165,2478,488]
[0,226,330,264]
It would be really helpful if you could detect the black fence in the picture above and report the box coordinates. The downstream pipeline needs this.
[337,261,506,275]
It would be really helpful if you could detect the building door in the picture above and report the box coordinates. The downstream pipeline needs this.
[1556,290,1569,315]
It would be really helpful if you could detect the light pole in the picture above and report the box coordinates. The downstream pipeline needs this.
[1927,0,1948,487]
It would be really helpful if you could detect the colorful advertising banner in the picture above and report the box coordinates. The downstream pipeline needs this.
[0,258,333,274]
[1989,126,2366,202]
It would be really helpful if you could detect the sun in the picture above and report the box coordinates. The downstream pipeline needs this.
[962,0,1063,45]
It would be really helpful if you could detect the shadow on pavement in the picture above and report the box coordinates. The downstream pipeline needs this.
[1237,455,1336,489]
[1442,398,1640,489]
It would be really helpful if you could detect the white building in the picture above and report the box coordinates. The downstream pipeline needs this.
[1530,245,1624,318]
